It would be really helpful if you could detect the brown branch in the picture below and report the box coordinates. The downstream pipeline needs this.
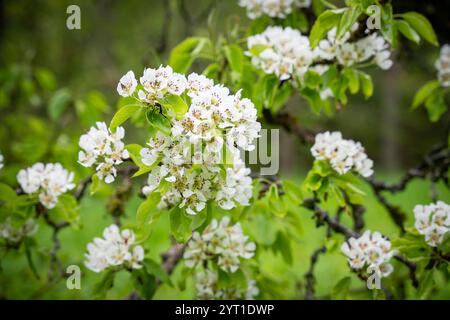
[262,108,316,145]
[161,243,185,275]
[304,246,326,300]
[368,144,450,232]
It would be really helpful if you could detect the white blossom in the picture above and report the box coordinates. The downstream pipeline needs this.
[85,224,144,273]
[247,24,392,85]
[78,122,129,183]
[0,218,38,243]
[0,151,3,171]
[311,131,374,177]
[414,201,450,247]
[194,269,259,300]
[17,163,75,209]
[132,67,260,215]
[436,44,450,87]
[116,71,137,97]
[341,230,394,278]
[247,26,313,80]
[239,0,311,19]
[184,216,256,273]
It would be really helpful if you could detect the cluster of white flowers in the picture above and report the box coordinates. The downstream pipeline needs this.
[78,122,130,184]
[414,201,450,247]
[116,66,260,215]
[184,216,256,273]
[85,224,144,273]
[17,163,75,209]
[0,151,4,171]
[435,44,450,87]
[247,24,392,84]
[0,218,39,243]
[315,24,393,70]
[341,230,394,278]
[239,0,311,19]
[195,269,259,300]
[117,65,188,103]
[311,131,373,177]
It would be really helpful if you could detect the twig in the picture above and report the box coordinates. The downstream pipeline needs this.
[304,246,326,300]
[262,108,316,145]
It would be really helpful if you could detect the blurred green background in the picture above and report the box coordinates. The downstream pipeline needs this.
[0,0,449,299]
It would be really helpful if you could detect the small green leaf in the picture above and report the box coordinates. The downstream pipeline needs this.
[110,104,141,131]
[143,258,171,285]
[411,80,440,109]
[424,89,447,122]
[136,193,161,227]
[131,268,157,300]
[396,20,421,44]
[169,37,212,73]
[358,71,373,98]
[93,269,116,299]
[160,94,188,119]
[48,88,71,120]
[146,109,172,135]
[310,10,343,48]
[224,44,245,73]
[337,7,361,39]
[401,12,438,46]
[331,276,351,300]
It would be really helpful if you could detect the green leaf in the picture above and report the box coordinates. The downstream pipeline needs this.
[125,144,154,178]
[90,174,101,195]
[50,194,80,225]
[273,232,293,264]
[337,7,361,39]
[401,12,438,46]
[168,37,212,73]
[109,104,141,131]
[396,20,421,44]
[143,258,171,285]
[93,269,116,299]
[301,87,323,114]
[343,68,359,94]
[309,10,343,48]
[418,269,435,299]
[160,94,188,119]
[136,193,161,227]
[424,89,447,122]
[331,276,351,300]
[34,68,57,91]
[411,80,440,109]
[358,71,373,98]
[170,207,192,243]
[131,268,157,300]
[48,88,71,120]
[224,44,245,73]
[146,109,172,135]
[24,238,40,280]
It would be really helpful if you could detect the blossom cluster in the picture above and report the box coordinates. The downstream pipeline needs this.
[115,66,260,215]
[184,216,256,273]
[311,131,373,177]
[247,24,392,85]
[414,201,450,247]
[435,44,450,87]
[85,224,144,273]
[17,163,76,209]
[0,151,3,170]
[341,230,394,278]
[238,0,311,19]
[78,122,130,184]
[0,218,39,243]
[195,269,259,300]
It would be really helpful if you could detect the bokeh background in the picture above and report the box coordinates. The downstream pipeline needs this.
[0,0,449,299]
